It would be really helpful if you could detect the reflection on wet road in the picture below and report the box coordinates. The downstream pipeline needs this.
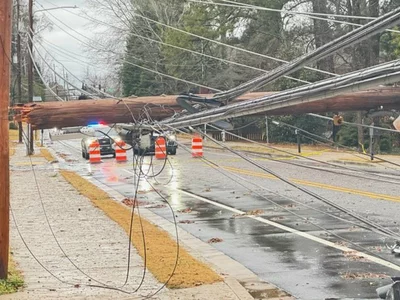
[48,135,400,300]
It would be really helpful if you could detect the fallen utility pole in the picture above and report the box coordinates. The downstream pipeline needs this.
[0,0,12,280]
[13,88,400,130]
[13,92,269,129]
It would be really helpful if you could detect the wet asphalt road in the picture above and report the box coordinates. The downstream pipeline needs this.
[47,133,400,300]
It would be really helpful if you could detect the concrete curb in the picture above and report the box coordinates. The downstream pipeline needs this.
[44,137,294,299]
[327,159,377,167]
[79,172,293,299]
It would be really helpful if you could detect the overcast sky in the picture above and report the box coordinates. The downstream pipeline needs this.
[36,0,105,85]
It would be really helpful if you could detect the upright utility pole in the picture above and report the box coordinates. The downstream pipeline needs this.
[265,116,269,144]
[63,67,67,100]
[16,0,22,143]
[0,0,12,280]
[65,72,70,101]
[27,0,34,154]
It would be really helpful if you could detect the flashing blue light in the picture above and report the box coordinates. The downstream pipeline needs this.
[87,121,106,127]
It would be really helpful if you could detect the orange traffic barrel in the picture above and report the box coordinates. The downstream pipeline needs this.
[155,137,167,159]
[89,140,101,163]
[394,115,400,131]
[115,140,127,162]
[192,135,203,158]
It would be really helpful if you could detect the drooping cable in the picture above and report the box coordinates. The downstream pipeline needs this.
[212,7,400,100]
[38,5,310,85]
[193,127,400,239]
[272,118,400,169]
[26,45,65,102]
[165,59,400,128]
[189,0,400,34]
[34,2,222,92]
[158,125,400,269]
[207,123,400,184]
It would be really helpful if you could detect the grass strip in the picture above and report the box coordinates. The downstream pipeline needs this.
[0,257,24,295]
[39,149,56,162]
[9,130,19,156]
[59,170,221,288]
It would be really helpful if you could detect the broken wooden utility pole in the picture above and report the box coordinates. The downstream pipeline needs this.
[0,0,12,280]
[13,88,400,130]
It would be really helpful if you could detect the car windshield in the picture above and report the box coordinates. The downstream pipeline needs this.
[98,139,110,145]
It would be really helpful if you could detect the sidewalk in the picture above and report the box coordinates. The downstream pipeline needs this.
[3,142,291,299]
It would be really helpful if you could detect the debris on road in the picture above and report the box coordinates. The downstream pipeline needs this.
[178,208,193,213]
[179,220,195,224]
[122,198,136,206]
[343,250,367,262]
[232,209,264,218]
[341,272,388,280]
[208,238,223,244]
[335,241,348,247]
[122,198,155,207]
[147,204,166,209]
[271,216,285,221]
[368,245,383,253]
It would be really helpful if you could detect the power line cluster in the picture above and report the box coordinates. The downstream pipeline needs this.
[149,123,400,270]
[10,0,400,297]
[12,115,181,296]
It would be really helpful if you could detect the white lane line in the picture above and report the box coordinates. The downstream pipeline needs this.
[178,189,400,272]
[122,169,134,175]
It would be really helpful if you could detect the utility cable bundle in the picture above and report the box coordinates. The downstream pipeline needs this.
[212,7,400,101]
[165,59,400,128]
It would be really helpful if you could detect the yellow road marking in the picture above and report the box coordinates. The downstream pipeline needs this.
[60,171,222,288]
[221,165,400,202]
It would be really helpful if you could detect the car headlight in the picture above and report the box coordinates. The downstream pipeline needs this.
[85,139,96,146]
